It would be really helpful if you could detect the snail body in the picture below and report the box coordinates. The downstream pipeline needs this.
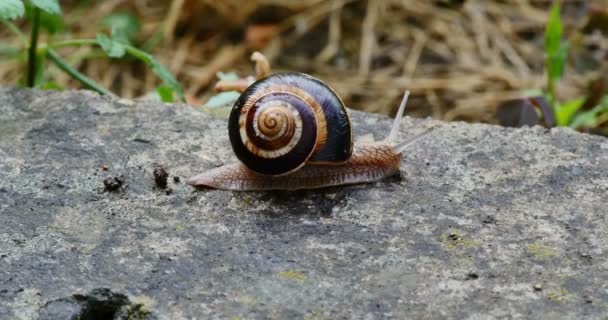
[187,142,401,191]
[187,53,431,191]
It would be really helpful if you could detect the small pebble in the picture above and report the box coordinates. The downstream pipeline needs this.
[302,220,318,226]
[465,273,479,280]
[533,284,542,291]
[153,166,169,189]
[103,176,123,191]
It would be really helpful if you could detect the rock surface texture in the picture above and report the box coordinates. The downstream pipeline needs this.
[1,87,607,319]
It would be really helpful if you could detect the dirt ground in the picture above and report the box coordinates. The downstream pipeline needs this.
[1,0,606,124]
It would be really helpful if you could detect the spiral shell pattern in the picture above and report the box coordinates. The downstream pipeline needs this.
[228,72,352,175]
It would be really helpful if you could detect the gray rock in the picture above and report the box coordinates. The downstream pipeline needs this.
[0,87,607,319]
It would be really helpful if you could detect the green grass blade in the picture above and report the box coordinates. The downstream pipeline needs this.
[124,45,185,102]
[555,97,584,126]
[1,19,28,45]
[47,48,113,96]
[156,85,175,102]
[545,1,562,56]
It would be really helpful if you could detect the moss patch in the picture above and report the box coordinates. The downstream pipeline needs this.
[527,242,558,258]
[440,229,481,250]
[546,288,571,302]
[278,270,307,281]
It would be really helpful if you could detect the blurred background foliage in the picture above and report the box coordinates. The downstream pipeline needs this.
[1,0,607,134]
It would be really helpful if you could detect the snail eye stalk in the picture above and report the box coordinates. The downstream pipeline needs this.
[386,90,409,142]
[386,90,435,153]
[392,127,435,154]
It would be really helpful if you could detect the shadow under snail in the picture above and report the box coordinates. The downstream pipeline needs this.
[187,52,434,191]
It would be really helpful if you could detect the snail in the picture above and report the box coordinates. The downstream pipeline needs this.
[187,52,433,191]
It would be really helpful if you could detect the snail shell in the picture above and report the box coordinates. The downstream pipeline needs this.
[228,72,352,175]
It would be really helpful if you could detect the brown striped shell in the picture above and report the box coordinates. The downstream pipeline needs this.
[228,72,353,176]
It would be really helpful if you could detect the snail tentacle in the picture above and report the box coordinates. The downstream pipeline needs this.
[381,89,435,154]
[392,127,435,154]
[386,90,409,143]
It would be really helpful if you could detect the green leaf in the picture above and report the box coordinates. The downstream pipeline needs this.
[216,71,240,81]
[555,97,584,126]
[0,0,25,20]
[96,33,126,58]
[124,45,185,102]
[42,81,63,90]
[545,1,562,56]
[38,9,63,33]
[99,12,140,44]
[202,91,240,118]
[547,42,568,81]
[544,1,568,84]
[156,85,175,102]
[570,110,598,129]
[204,91,241,109]
[24,2,63,34]
[522,89,544,98]
[94,33,184,102]
[29,0,60,15]
[570,100,608,129]
[544,1,569,104]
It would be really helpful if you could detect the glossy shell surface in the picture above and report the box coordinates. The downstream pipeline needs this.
[228,72,352,175]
